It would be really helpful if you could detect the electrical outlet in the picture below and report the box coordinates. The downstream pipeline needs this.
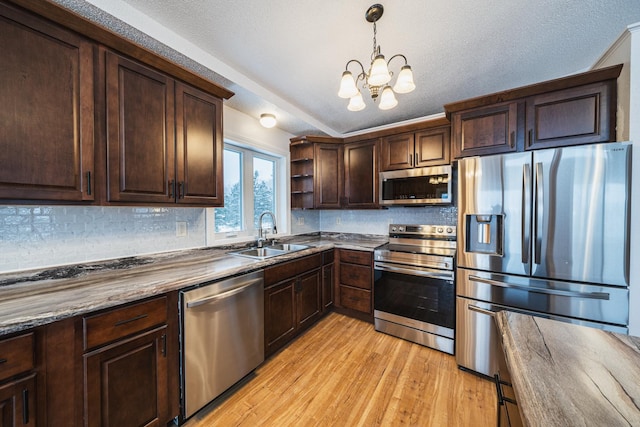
[176,221,187,237]
[297,217,304,225]
[336,217,341,225]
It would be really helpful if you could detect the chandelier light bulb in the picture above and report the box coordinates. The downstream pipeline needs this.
[347,91,366,111]
[368,54,391,87]
[338,71,359,98]
[378,85,398,110]
[393,65,416,94]
[259,113,277,128]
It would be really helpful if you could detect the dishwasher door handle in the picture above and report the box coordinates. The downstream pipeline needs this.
[186,277,262,308]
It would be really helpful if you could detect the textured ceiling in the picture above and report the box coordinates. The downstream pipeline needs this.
[76,0,640,137]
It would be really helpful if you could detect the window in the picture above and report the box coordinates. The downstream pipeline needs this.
[214,143,282,239]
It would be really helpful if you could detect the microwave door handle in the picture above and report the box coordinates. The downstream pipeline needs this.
[522,163,531,264]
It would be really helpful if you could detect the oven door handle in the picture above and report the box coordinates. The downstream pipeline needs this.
[375,262,453,281]
[468,275,610,300]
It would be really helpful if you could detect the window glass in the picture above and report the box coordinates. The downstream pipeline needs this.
[253,156,276,230]
[214,149,242,232]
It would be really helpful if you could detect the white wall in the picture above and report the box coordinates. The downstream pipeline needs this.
[594,22,640,336]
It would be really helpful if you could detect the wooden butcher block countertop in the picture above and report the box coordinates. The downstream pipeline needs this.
[495,311,640,427]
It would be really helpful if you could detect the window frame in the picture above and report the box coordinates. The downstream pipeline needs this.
[213,141,285,241]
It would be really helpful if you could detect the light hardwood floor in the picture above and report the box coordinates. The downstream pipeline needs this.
[185,312,496,426]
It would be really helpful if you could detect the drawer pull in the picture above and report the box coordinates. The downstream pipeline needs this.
[0,358,7,364]
[114,313,148,326]
[23,388,29,424]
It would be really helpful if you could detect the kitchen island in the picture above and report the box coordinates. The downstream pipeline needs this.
[496,311,640,426]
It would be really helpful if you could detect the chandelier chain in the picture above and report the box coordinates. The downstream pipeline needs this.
[372,21,378,60]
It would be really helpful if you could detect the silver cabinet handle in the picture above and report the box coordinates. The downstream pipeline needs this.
[469,275,609,300]
[186,278,262,308]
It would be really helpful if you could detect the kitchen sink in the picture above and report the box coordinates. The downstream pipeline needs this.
[228,243,309,259]
[267,243,309,252]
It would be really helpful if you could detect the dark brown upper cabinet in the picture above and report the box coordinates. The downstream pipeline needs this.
[451,101,522,158]
[314,143,343,209]
[290,136,343,209]
[343,139,378,209]
[0,3,95,202]
[446,64,621,159]
[106,52,223,206]
[175,82,224,205]
[380,127,450,171]
[524,81,615,150]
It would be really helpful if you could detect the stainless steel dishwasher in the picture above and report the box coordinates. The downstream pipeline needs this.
[180,270,264,420]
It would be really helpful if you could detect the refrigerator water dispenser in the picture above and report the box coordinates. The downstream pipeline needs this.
[465,214,503,255]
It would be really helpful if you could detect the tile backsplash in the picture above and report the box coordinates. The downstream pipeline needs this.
[0,206,206,272]
[1,205,457,273]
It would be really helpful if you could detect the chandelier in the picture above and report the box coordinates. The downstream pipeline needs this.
[338,4,416,111]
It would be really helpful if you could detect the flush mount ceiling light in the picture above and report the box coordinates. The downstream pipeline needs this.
[259,113,277,128]
[338,4,416,111]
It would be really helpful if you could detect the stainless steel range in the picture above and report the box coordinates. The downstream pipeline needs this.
[374,224,456,354]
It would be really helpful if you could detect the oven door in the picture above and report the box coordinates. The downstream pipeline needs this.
[374,262,455,332]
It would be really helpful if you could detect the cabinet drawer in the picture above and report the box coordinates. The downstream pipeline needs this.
[0,333,34,382]
[339,286,371,314]
[265,253,322,286]
[340,263,372,290]
[83,297,167,351]
[339,249,371,266]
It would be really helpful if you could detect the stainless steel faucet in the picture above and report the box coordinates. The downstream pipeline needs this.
[257,211,277,247]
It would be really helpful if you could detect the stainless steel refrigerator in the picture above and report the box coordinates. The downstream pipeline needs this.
[456,142,631,377]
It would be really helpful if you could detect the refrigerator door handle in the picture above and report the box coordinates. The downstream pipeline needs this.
[534,162,544,264]
[468,275,610,300]
[522,163,531,264]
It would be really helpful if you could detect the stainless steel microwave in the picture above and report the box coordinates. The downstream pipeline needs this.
[379,165,452,206]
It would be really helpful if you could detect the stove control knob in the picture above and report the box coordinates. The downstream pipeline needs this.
[437,227,444,233]
[446,227,453,234]
[398,226,405,232]
[390,226,397,232]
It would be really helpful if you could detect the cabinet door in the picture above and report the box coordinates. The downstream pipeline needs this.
[380,133,414,171]
[525,81,615,150]
[296,269,322,330]
[106,52,176,203]
[0,4,94,201]
[0,373,36,427]
[175,82,223,206]
[452,102,520,158]
[264,281,296,357]
[314,143,343,208]
[415,127,451,167]
[322,261,335,311]
[343,140,378,208]
[84,326,168,427]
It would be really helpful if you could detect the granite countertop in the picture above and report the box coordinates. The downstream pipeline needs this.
[496,311,640,426]
[0,233,387,336]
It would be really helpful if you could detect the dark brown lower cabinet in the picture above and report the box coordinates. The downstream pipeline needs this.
[264,280,297,357]
[322,250,335,311]
[264,254,323,357]
[335,249,373,319]
[84,326,168,427]
[496,335,523,427]
[0,373,36,427]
